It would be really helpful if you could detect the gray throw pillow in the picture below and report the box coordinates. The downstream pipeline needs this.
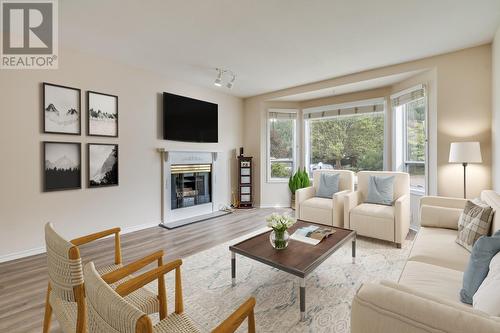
[460,230,500,304]
[456,199,494,252]
[316,173,340,198]
[365,175,395,206]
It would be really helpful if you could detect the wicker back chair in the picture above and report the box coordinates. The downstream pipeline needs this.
[43,223,163,333]
[84,260,256,333]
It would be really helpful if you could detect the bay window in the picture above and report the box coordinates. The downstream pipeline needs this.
[304,99,386,176]
[267,109,297,181]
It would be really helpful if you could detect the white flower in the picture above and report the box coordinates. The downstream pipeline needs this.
[266,213,296,231]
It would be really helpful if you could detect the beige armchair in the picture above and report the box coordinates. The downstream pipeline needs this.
[296,170,355,227]
[344,171,410,247]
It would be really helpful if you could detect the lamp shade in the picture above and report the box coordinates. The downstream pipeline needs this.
[449,142,482,163]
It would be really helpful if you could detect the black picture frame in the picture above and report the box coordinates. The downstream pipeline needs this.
[42,82,81,135]
[87,143,119,188]
[43,141,82,192]
[87,91,119,137]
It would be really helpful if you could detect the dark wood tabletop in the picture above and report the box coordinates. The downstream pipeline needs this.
[229,220,356,278]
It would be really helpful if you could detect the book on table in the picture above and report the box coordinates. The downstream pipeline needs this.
[290,225,336,245]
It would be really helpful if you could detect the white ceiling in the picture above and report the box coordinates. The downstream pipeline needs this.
[270,70,425,102]
[60,1,500,98]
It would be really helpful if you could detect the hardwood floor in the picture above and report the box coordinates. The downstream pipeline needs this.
[0,208,288,333]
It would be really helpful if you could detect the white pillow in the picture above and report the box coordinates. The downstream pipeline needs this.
[473,251,500,316]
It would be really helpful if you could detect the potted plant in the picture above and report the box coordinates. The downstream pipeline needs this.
[266,213,296,250]
[288,167,311,210]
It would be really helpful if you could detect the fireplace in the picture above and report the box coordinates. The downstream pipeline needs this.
[171,164,212,209]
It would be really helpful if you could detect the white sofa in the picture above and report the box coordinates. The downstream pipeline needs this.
[295,170,354,227]
[351,190,500,333]
[344,171,410,247]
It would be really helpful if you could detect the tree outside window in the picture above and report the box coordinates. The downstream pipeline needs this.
[269,117,295,179]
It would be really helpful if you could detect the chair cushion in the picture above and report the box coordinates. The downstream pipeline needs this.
[408,227,470,271]
[365,175,395,206]
[399,261,465,305]
[301,197,333,210]
[460,230,500,304]
[154,313,201,333]
[456,199,495,252]
[316,173,339,198]
[350,204,395,242]
[300,197,333,226]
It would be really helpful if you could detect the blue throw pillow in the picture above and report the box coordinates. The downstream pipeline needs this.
[460,230,500,304]
[316,173,340,198]
[365,175,395,206]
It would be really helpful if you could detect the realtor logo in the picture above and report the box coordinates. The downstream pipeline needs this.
[1,0,58,69]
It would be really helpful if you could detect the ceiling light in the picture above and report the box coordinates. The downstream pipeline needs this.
[226,74,236,89]
[214,68,223,86]
[214,68,236,89]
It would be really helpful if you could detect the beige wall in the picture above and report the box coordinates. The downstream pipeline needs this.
[493,26,500,192]
[0,48,243,260]
[244,45,492,206]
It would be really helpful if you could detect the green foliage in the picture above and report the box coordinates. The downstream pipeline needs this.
[271,162,291,178]
[288,167,311,194]
[270,119,293,159]
[310,113,385,171]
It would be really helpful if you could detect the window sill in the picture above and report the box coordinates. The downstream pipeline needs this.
[267,179,289,184]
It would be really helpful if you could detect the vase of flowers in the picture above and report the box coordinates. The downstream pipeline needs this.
[266,213,296,250]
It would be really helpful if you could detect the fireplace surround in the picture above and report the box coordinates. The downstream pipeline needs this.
[158,149,221,228]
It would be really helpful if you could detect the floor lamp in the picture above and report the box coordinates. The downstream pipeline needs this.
[449,142,482,199]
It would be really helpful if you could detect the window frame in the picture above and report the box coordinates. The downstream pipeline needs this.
[302,98,387,176]
[266,109,298,183]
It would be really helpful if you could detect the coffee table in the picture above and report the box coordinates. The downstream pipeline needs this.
[229,220,356,321]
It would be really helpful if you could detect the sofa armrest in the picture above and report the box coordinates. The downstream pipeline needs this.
[344,191,361,229]
[332,189,351,227]
[394,194,410,245]
[419,196,467,210]
[351,282,500,333]
[420,205,462,229]
[295,186,315,215]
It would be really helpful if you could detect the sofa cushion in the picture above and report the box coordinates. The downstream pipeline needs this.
[460,230,500,304]
[316,173,339,198]
[300,197,333,226]
[399,261,465,305]
[456,199,495,252]
[350,204,395,242]
[473,251,500,316]
[408,227,470,271]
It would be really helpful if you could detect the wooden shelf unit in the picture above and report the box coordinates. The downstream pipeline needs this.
[238,156,253,208]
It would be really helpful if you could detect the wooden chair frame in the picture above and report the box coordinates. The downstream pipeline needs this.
[114,259,256,333]
[43,227,164,333]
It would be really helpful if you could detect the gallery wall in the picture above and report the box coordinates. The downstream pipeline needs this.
[244,45,492,207]
[0,48,243,261]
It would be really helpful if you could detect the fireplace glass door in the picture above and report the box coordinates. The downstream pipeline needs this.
[171,164,212,210]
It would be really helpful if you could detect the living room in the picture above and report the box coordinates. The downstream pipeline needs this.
[1,1,500,333]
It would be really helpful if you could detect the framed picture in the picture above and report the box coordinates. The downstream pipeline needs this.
[87,91,118,137]
[43,83,81,135]
[88,143,119,187]
[43,142,81,191]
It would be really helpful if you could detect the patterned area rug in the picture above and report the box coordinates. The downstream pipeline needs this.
[157,229,412,333]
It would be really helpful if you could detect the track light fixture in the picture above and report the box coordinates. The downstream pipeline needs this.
[214,68,236,89]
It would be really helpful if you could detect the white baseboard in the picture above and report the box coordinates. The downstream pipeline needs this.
[0,221,161,264]
[0,246,46,263]
[258,203,291,208]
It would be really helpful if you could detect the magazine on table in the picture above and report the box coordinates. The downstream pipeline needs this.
[290,225,336,245]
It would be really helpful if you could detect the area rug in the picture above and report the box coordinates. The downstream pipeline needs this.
[157,229,412,333]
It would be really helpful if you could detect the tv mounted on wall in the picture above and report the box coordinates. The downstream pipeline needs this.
[163,92,218,143]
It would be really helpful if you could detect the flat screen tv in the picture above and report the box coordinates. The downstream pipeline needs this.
[163,92,218,143]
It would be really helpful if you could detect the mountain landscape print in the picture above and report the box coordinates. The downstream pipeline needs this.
[88,144,118,187]
[88,91,118,137]
[44,142,81,191]
[43,83,81,134]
